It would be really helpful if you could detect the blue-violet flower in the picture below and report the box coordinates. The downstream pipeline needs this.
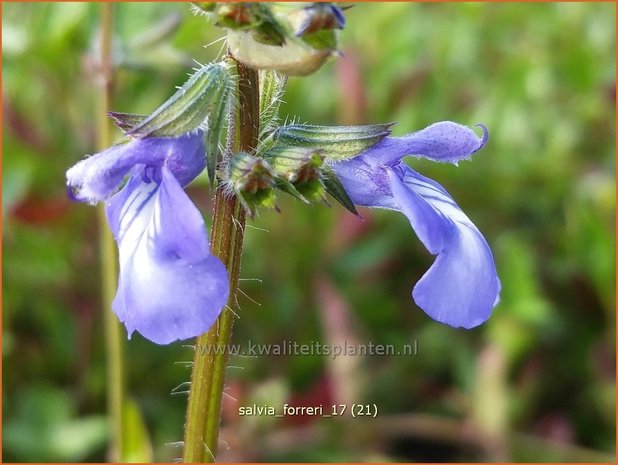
[66,131,229,344]
[331,121,501,328]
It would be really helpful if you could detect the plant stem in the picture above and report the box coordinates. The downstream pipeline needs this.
[183,62,259,462]
[97,3,124,462]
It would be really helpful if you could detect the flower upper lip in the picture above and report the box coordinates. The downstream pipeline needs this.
[66,131,205,204]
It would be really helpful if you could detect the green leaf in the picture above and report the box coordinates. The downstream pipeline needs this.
[3,386,107,462]
[120,398,153,463]
[272,123,394,160]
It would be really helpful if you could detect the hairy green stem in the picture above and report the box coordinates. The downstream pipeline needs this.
[96,4,124,462]
[183,62,259,462]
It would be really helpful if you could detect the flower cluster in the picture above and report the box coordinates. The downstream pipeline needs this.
[66,4,500,344]
[194,2,346,75]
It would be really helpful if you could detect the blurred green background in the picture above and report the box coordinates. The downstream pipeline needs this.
[2,2,615,462]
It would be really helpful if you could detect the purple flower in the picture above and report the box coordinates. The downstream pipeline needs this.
[66,131,229,344]
[331,121,500,329]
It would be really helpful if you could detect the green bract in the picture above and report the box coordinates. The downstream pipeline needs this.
[195,3,344,76]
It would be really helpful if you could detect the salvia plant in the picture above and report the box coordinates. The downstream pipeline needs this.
[66,3,500,461]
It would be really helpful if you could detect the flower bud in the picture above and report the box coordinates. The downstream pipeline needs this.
[205,3,287,46]
[225,152,277,215]
[263,146,325,203]
[289,3,345,51]
[261,145,357,214]
[227,32,331,76]
[220,3,345,76]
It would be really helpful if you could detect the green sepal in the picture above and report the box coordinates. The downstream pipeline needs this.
[252,23,286,47]
[121,63,233,184]
[262,145,323,181]
[259,70,287,138]
[295,177,325,203]
[259,144,311,203]
[250,4,287,46]
[214,3,286,47]
[263,145,327,202]
[293,3,345,35]
[261,144,358,211]
[272,123,394,160]
[127,62,233,141]
[273,177,308,204]
[215,3,257,30]
[227,152,274,191]
[225,152,278,216]
[237,187,278,217]
[291,3,343,51]
[108,112,146,132]
[204,75,232,184]
[321,166,359,216]
[299,30,338,52]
